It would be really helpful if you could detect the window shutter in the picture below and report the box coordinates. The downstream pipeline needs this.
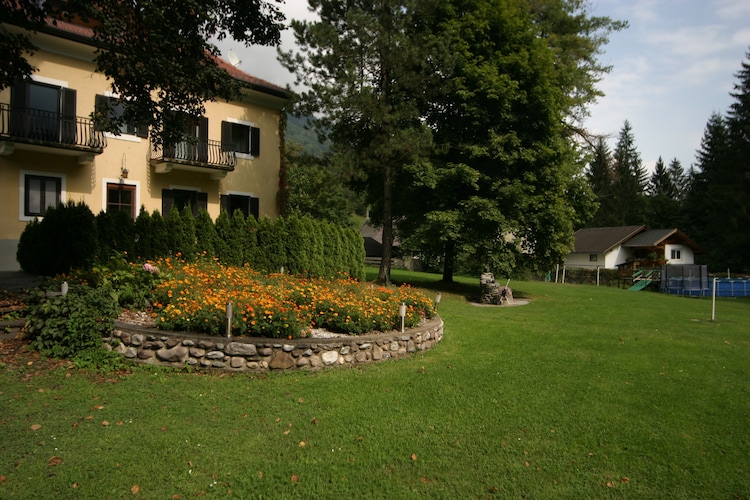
[220,194,230,213]
[250,127,260,156]
[221,121,232,151]
[162,189,174,215]
[198,116,209,141]
[60,88,77,143]
[10,81,28,135]
[250,197,260,220]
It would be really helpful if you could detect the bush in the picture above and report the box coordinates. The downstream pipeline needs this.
[25,283,120,360]
[17,201,98,276]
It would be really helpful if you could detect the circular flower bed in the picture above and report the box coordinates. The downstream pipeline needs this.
[148,258,436,339]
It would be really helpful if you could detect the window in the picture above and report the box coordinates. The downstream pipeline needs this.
[107,183,136,218]
[11,80,76,143]
[24,174,61,217]
[589,254,598,262]
[670,249,681,260]
[220,194,259,220]
[95,95,148,138]
[162,188,208,217]
[221,120,260,156]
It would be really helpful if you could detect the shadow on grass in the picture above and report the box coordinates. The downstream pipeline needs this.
[365,267,532,302]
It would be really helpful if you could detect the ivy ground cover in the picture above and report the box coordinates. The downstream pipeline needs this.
[150,258,436,338]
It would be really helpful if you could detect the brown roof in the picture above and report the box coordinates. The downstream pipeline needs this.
[622,228,703,252]
[572,225,645,253]
[41,18,289,99]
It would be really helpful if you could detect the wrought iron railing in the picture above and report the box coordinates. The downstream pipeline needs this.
[150,139,236,170]
[0,103,106,151]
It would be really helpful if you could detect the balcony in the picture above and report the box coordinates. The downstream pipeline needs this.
[0,103,106,164]
[150,139,236,179]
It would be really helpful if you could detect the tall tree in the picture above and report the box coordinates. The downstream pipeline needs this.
[668,158,688,201]
[279,0,436,284]
[610,120,647,225]
[585,135,615,226]
[2,0,285,145]
[646,156,682,228]
[395,0,608,281]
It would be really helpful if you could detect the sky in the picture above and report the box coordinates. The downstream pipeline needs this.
[215,0,750,173]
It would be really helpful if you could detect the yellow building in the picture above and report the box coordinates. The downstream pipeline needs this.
[0,20,289,271]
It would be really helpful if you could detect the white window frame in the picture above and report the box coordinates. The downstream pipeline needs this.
[100,91,143,143]
[19,169,66,222]
[225,117,255,159]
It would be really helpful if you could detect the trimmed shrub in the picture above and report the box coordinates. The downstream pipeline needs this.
[17,201,98,276]
[96,209,135,258]
[194,209,218,258]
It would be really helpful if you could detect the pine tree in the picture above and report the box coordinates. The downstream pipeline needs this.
[585,135,616,226]
[611,120,647,225]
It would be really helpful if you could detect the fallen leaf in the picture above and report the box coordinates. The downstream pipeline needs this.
[606,481,615,488]
[117,421,123,426]
[85,415,94,420]
[172,495,180,499]
[48,456,63,466]
[72,422,78,428]
[298,397,304,403]
[38,388,44,393]
[275,418,281,423]
[621,477,630,484]
[283,430,291,435]
[311,418,318,425]
[299,441,306,447]
[0,475,6,483]
[291,475,299,483]
[411,453,417,461]
[524,461,530,467]
[131,484,140,494]
[30,424,41,431]
[160,426,167,432]
[421,477,429,483]
[257,471,263,478]
[71,482,79,488]
[102,421,110,426]
[93,404,104,410]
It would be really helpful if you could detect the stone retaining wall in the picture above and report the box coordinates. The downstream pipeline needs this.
[105,316,443,372]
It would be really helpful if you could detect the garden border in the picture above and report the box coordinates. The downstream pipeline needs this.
[105,315,443,372]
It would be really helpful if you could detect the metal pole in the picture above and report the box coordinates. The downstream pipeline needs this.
[226,302,233,339]
[711,278,717,321]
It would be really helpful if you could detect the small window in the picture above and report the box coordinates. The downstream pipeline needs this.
[95,95,148,138]
[670,249,681,260]
[221,121,260,156]
[589,254,598,262]
[107,183,136,218]
[25,174,61,217]
[220,194,259,220]
[162,188,208,217]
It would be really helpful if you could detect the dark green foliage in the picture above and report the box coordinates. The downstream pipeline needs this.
[213,209,233,265]
[24,283,120,360]
[17,201,98,276]
[224,209,248,266]
[194,209,218,258]
[96,209,135,258]
[165,207,196,260]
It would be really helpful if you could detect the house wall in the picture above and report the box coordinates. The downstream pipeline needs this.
[564,245,635,270]
[0,30,285,271]
[665,244,694,265]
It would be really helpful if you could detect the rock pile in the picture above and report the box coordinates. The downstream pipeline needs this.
[480,272,513,305]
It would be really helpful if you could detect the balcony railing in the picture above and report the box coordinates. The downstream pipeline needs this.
[150,139,236,177]
[0,103,106,153]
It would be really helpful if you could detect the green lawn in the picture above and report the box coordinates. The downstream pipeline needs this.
[1,269,748,498]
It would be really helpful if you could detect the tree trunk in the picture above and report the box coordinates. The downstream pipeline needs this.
[441,238,455,283]
[377,164,394,285]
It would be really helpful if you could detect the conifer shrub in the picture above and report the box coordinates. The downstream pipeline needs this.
[194,209,218,258]
[96,209,135,258]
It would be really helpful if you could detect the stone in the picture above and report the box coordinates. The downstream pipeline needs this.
[189,347,206,358]
[206,351,225,360]
[269,352,295,370]
[247,362,260,370]
[211,361,226,368]
[131,333,144,346]
[282,344,295,352]
[215,343,225,350]
[355,351,368,363]
[225,342,257,356]
[407,340,416,353]
[186,358,198,366]
[124,347,138,358]
[372,345,383,360]
[113,343,128,355]
[156,345,189,363]
[120,332,130,344]
[303,349,313,357]
[166,338,180,348]
[389,341,400,352]
[259,360,269,370]
[309,355,323,368]
[359,343,371,350]
[200,359,212,367]
[340,346,351,355]
[321,351,338,365]
[258,347,273,356]
[230,357,245,369]
[198,340,215,350]
[137,349,154,360]
[296,357,310,367]
[182,339,195,347]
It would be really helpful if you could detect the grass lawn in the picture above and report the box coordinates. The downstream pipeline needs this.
[1,268,748,498]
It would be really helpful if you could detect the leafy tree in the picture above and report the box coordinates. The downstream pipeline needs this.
[281,141,363,226]
[610,120,647,225]
[279,0,436,284]
[396,0,610,280]
[2,0,285,145]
